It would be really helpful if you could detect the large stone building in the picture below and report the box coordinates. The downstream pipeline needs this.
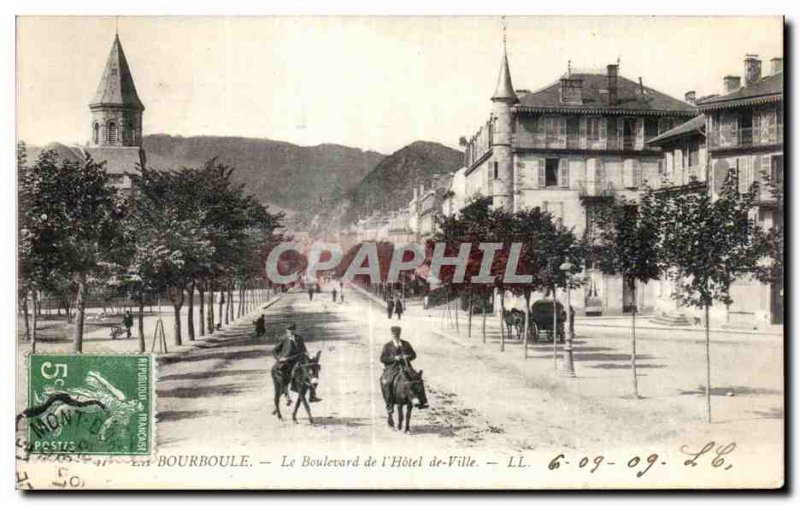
[648,54,783,328]
[462,43,697,316]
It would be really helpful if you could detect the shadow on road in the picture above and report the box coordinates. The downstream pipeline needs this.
[157,383,257,398]
[311,416,370,428]
[159,369,266,382]
[679,385,782,397]
[156,409,218,423]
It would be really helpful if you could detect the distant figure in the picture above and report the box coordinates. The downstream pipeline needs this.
[253,313,266,337]
[387,298,395,319]
[393,296,404,320]
[122,310,133,339]
[332,288,337,303]
[308,286,314,301]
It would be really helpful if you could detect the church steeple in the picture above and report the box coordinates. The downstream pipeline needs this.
[491,24,518,103]
[89,33,144,147]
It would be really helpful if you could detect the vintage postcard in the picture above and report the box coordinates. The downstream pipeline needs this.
[15,15,784,490]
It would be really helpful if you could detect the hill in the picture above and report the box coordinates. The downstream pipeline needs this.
[315,140,463,230]
[141,134,385,225]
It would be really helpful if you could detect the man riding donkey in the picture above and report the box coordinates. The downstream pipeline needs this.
[273,323,322,404]
[380,326,428,432]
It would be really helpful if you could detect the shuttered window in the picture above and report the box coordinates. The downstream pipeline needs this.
[635,118,645,150]
[738,156,755,193]
[545,117,561,148]
[623,159,642,188]
[559,159,569,188]
[579,117,588,149]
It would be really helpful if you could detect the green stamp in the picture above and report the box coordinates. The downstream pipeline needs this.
[26,354,152,455]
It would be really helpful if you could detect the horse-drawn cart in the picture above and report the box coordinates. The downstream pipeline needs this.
[528,299,565,343]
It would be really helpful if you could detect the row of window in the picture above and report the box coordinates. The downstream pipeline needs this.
[518,115,684,151]
[493,157,644,190]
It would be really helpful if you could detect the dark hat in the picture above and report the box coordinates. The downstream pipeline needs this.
[286,323,296,330]
[390,326,401,335]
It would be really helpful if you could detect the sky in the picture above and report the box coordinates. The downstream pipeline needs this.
[16,16,783,154]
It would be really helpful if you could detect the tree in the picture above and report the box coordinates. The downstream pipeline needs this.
[585,190,661,398]
[20,150,122,353]
[125,166,214,348]
[433,197,496,343]
[656,173,760,422]
[125,158,284,348]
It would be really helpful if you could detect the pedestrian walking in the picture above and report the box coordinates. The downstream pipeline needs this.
[122,310,133,339]
[332,288,337,303]
[393,296,404,320]
[387,298,395,319]
[308,286,314,301]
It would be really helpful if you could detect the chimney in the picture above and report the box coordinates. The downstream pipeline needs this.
[606,64,619,105]
[770,57,783,75]
[559,78,583,105]
[723,75,741,94]
[744,54,761,86]
[684,90,696,105]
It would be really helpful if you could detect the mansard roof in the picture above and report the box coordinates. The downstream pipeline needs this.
[516,72,696,116]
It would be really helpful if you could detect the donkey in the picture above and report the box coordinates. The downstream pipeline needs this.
[386,367,429,434]
[271,350,321,424]
[503,308,525,340]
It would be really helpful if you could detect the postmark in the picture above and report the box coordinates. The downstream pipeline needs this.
[24,354,152,456]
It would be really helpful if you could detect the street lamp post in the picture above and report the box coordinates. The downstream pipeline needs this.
[559,261,576,378]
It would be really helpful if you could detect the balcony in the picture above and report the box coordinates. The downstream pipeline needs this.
[578,181,616,200]
[709,125,783,149]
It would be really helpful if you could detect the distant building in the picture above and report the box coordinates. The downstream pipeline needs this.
[407,175,454,240]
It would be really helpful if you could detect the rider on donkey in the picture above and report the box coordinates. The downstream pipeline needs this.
[273,322,322,402]
[380,326,417,413]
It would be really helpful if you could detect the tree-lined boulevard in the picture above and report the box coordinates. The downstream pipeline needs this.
[147,288,781,469]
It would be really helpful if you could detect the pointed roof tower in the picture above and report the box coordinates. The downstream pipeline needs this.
[90,34,145,111]
[491,23,518,103]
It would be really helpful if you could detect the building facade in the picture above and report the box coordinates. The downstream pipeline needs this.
[647,54,783,328]
[463,47,697,316]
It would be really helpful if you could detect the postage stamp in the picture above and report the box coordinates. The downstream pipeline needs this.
[24,354,152,456]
